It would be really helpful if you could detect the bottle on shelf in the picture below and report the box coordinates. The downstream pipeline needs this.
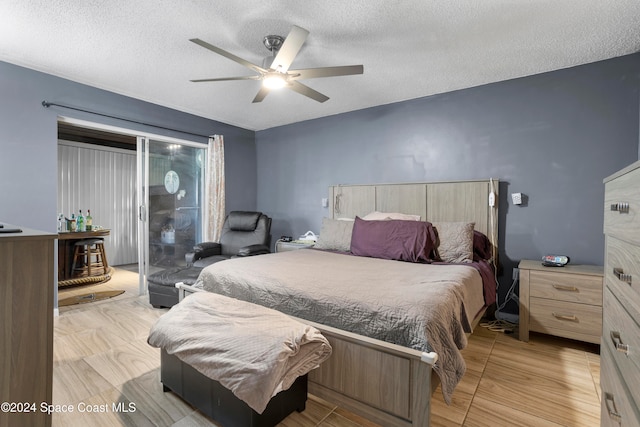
[77,210,85,232]
[68,213,76,232]
[86,209,93,231]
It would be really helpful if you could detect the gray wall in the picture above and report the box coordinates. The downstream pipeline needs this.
[256,53,640,312]
[0,60,257,233]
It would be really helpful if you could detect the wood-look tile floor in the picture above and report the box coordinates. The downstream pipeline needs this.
[54,267,601,426]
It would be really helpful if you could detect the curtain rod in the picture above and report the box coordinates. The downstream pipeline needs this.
[41,100,212,139]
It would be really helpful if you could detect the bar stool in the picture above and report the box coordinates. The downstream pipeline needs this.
[71,238,109,278]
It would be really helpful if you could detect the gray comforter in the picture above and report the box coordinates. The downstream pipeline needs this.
[195,249,486,403]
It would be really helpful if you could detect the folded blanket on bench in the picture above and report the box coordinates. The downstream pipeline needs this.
[147,291,332,413]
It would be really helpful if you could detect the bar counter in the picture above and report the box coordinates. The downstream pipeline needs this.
[57,229,111,285]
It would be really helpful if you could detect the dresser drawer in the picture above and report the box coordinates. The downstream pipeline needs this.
[603,287,640,409]
[529,298,602,343]
[600,344,640,427]
[604,165,640,245]
[529,270,602,305]
[605,236,640,320]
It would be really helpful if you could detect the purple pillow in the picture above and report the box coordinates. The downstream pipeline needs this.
[473,230,493,261]
[350,217,438,263]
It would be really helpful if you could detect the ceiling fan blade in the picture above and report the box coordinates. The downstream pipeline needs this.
[252,86,270,103]
[289,65,364,80]
[287,81,329,103]
[270,26,309,73]
[190,38,266,74]
[191,76,261,83]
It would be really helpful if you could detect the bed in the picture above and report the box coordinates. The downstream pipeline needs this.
[174,179,500,427]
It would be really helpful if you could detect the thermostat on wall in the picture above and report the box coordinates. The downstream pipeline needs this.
[542,254,570,267]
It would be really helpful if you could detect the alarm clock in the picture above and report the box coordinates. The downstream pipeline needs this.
[164,170,180,194]
[542,254,570,267]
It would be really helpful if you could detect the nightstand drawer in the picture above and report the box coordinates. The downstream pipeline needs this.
[600,344,640,427]
[530,298,602,343]
[605,236,640,320]
[604,165,640,245]
[603,287,640,409]
[530,270,602,305]
[519,260,603,343]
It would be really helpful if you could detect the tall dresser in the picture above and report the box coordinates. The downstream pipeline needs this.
[0,224,56,427]
[601,161,640,426]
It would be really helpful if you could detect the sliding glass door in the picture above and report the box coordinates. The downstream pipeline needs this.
[137,137,206,293]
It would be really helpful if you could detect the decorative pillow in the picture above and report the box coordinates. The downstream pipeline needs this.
[473,230,493,261]
[362,211,421,221]
[314,217,354,252]
[350,217,437,263]
[433,222,475,263]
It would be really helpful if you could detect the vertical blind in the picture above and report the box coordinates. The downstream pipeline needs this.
[57,141,138,266]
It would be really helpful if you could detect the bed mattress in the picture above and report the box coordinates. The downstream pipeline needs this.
[195,248,487,401]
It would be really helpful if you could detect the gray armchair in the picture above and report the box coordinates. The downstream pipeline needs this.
[148,211,272,308]
[187,211,271,268]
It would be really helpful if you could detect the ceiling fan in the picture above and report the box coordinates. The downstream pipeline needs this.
[189,25,364,103]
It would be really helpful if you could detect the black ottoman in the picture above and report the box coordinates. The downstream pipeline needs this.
[148,266,203,308]
[161,350,307,427]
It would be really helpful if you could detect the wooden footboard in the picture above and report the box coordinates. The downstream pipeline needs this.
[306,309,485,427]
[176,283,484,427]
[301,319,438,427]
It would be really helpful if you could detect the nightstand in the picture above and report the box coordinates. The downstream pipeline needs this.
[275,240,315,252]
[518,259,603,344]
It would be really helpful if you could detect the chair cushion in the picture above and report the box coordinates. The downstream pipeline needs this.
[227,211,261,231]
[147,266,203,287]
[237,244,270,257]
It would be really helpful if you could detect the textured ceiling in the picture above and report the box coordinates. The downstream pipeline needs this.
[1,1,639,131]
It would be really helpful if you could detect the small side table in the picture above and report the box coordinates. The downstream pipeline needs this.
[275,240,315,252]
[518,259,603,344]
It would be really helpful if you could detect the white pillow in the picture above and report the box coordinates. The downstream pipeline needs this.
[433,222,475,263]
[362,211,421,221]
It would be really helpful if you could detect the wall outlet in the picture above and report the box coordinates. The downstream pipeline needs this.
[512,267,519,281]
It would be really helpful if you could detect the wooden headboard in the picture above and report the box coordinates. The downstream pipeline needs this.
[328,179,499,263]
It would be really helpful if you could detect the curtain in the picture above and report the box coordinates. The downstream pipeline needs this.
[206,135,225,242]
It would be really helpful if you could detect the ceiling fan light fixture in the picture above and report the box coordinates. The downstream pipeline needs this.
[190,25,363,103]
[263,72,287,90]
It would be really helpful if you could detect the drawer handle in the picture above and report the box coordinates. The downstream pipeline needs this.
[610,331,630,355]
[613,268,633,285]
[604,392,622,423]
[610,202,630,213]
[552,312,577,321]
[552,284,578,292]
